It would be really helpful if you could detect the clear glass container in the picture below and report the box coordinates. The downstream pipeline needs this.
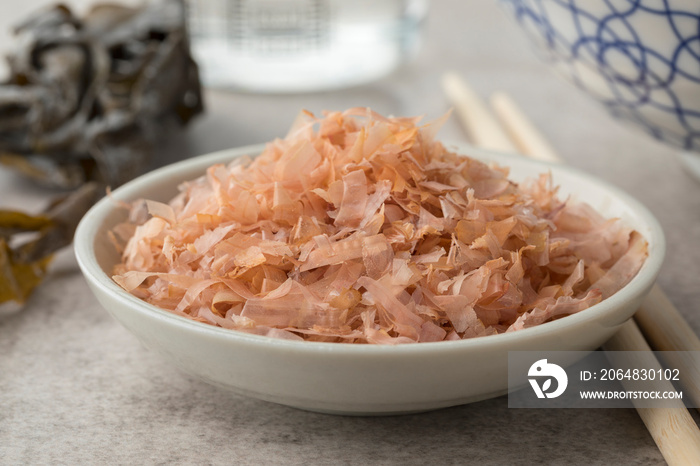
[186,0,428,92]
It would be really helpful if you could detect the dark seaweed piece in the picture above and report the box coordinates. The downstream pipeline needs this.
[0,182,99,304]
[0,0,203,189]
[0,238,53,306]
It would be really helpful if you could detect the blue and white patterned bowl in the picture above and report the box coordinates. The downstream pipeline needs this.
[502,0,700,152]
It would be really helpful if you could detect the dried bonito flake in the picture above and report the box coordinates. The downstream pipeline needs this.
[112,109,648,344]
[0,0,203,189]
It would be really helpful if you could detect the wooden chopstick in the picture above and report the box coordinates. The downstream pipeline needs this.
[635,285,700,408]
[441,72,518,154]
[603,322,700,466]
[441,72,700,466]
[490,92,561,163]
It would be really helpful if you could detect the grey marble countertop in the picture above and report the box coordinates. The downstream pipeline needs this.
[2,1,699,464]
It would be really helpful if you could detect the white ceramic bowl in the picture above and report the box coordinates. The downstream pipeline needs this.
[74,143,665,415]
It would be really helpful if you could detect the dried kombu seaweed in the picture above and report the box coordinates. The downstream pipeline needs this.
[0,0,203,188]
[0,0,203,305]
[0,183,99,304]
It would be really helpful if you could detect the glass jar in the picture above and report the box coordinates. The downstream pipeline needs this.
[186,0,428,92]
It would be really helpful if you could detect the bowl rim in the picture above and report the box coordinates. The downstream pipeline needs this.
[74,142,666,354]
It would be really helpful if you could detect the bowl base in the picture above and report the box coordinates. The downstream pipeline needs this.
[224,383,509,416]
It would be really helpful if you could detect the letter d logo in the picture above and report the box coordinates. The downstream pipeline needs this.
[528,359,568,399]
